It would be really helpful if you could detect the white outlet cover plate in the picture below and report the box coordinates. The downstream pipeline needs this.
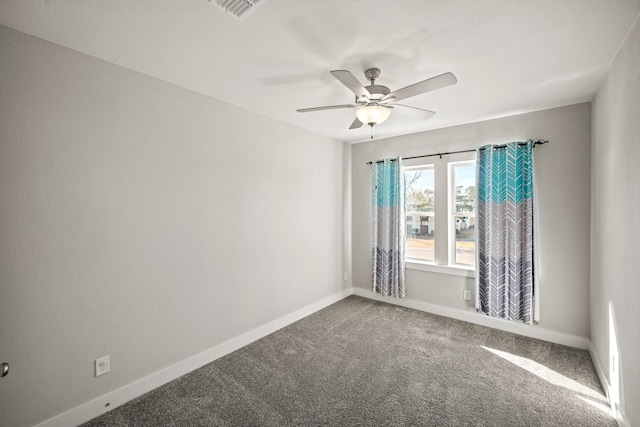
[95,355,110,377]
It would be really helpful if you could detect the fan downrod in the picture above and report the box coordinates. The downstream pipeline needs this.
[364,68,381,84]
[360,68,390,102]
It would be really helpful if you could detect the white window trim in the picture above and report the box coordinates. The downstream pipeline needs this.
[406,260,475,277]
[403,151,476,275]
[448,160,476,269]
[404,164,436,263]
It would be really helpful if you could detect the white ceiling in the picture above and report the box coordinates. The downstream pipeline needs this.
[1,0,639,143]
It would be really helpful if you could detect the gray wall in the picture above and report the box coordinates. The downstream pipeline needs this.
[591,16,640,427]
[0,25,348,427]
[352,103,592,339]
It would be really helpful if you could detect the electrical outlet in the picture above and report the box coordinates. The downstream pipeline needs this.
[612,355,616,373]
[463,290,471,301]
[343,272,348,281]
[95,356,110,377]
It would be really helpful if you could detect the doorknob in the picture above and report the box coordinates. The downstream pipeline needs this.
[1,362,8,377]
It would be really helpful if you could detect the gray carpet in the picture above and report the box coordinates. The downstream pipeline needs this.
[82,296,615,426]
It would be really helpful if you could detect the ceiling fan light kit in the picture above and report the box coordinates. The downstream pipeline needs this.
[297,67,457,130]
[355,105,391,126]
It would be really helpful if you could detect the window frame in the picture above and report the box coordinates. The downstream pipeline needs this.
[403,151,476,276]
[448,160,477,269]
[404,164,436,264]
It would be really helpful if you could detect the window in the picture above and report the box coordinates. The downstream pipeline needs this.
[404,155,476,271]
[405,166,435,262]
[450,162,476,266]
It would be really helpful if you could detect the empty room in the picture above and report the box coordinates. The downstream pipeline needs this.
[1,1,639,426]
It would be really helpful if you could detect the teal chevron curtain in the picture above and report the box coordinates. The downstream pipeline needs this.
[372,158,406,298]
[477,141,536,323]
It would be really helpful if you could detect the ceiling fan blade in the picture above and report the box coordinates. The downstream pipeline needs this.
[379,96,396,105]
[349,118,364,129]
[394,104,436,119]
[383,72,457,103]
[297,104,357,113]
[330,70,372,98]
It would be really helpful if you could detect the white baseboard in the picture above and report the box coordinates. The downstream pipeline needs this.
[352,287,591,350]
[355,288,627,425]
[35,288,353,427]
[588,343,611,402]
[589,343,627,427]
[37,287,612,427]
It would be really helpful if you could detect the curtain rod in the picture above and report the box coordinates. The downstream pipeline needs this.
[366,139,549,165]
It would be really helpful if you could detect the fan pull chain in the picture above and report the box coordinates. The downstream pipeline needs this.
[370,123,378,140]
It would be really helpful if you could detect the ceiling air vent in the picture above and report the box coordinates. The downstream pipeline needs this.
[212,0,265,19]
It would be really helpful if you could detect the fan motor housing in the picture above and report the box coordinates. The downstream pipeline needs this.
[367,85,390,97]
[356,84,390,103]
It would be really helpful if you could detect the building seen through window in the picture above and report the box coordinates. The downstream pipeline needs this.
[404,159,476,268]
[405,166,435,262]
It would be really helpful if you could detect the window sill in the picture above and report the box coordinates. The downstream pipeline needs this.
[406,260,475,278]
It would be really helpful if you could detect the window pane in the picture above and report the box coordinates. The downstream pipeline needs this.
[453,164,475,265]
[406,215,435,261]
[454,215,475,265]
[405,167,435,262]
[454,164,475,213]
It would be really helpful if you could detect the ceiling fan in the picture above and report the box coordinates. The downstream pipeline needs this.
[297,68,457,129]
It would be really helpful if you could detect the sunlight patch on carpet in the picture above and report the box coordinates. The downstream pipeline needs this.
[576,395,613,416]
[481,346,608,404]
